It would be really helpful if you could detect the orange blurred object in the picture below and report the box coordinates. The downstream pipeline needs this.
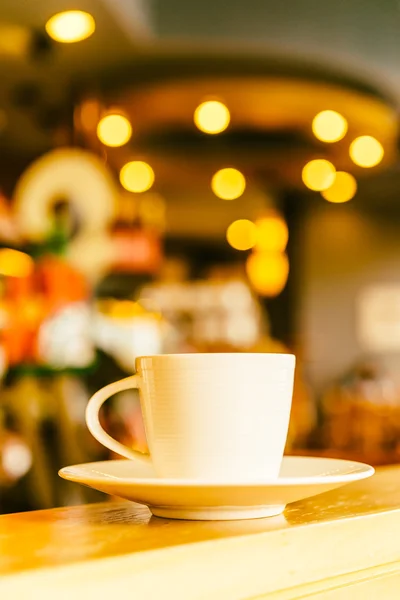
[0,255,90,366]
[37,257,89,308]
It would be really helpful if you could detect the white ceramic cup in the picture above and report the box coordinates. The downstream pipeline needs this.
[85,353,295,481]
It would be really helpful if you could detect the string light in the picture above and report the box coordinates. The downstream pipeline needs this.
[321,171,357,203]
[312,110,348,143]
[194,101,230,134]
[302,159,336,191]
[45,11,95,43]
[226,219,257,251]
[349,136,384,168]
[120,161,154,193]
[211,168,246,200]
[97,114,132,147]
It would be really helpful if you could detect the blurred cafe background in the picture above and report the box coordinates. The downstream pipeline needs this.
[1,0,400,513]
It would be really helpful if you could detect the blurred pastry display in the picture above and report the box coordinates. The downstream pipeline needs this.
[93,298,163,372]
[0,149,166,511]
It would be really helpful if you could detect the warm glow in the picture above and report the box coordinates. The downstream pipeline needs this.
[226,219,257,251]
[321,171,357,203]
[211,168,246,200]
[312,110,348,143]
[349,136,384,168]
[77,99,100,132]
[255,214,288,252]
[138,193,166,230]
[246,251,289,297]
[120,161,155,193]
[302,159,336,191]
[45,11,95,43]
[97,114,132,147]
[109,300,141,319]
[194,101,230,134]
[0,249,34,278]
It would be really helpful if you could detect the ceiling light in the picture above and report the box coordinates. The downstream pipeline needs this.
[211,168,246,200]
[312,110,348,143]
[120,161,154,193]
[97,114,132,147]
[246,251,289,297]
[255,214,288,252]
[321,171,357,203]
[194,101,230,134]
[45,11,95,43]
[302,159,336,191]
[349,136,384,168]
[226,219,257,251]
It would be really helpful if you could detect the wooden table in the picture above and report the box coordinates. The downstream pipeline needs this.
[1,467,400,599]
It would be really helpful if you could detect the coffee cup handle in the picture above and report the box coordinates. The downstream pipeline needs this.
[85,375,151,463]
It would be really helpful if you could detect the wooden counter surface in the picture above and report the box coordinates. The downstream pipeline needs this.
[2,467,400,599]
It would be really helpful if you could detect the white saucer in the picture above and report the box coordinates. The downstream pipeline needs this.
[59,456,374,521]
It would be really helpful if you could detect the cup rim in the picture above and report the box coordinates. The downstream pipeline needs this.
[136,352,295,361]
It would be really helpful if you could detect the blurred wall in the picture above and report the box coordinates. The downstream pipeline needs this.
[299,202,400,392]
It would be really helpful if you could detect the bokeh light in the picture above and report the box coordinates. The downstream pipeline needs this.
[0,249,34,278]
[2,440,32,480]
[211,168,246,200]
[120,161,155,193]
[226,219,257,251]
[246,251,289,297]
[312,110,348,143]
[45,11,95,43]
[255,213,288,252]
[194,101,230,134]
[321,171,357,203]
[349,136,384,168]
[302,159,336,191]
[97,114,132,147]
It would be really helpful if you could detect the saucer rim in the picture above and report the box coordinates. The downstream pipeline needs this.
[59,456,375,487]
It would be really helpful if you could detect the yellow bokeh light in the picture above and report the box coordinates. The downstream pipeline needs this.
[97,114,132,147]
[0,249,34,278]
[246,251,289,297]
[302,159,336,191]
[120,161,155,193]
[321,171,357,203]
[226,219,257,251]
[255,213,288,252]
[349,136,384,168]
[194,101,230,134]
[211,168,246,200]
[312,110,348,143]
[45,11,95,43]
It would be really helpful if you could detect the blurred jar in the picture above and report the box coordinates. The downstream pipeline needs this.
[321,360,400,457]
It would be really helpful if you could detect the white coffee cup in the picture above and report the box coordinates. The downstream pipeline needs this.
[85,353,295,481]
